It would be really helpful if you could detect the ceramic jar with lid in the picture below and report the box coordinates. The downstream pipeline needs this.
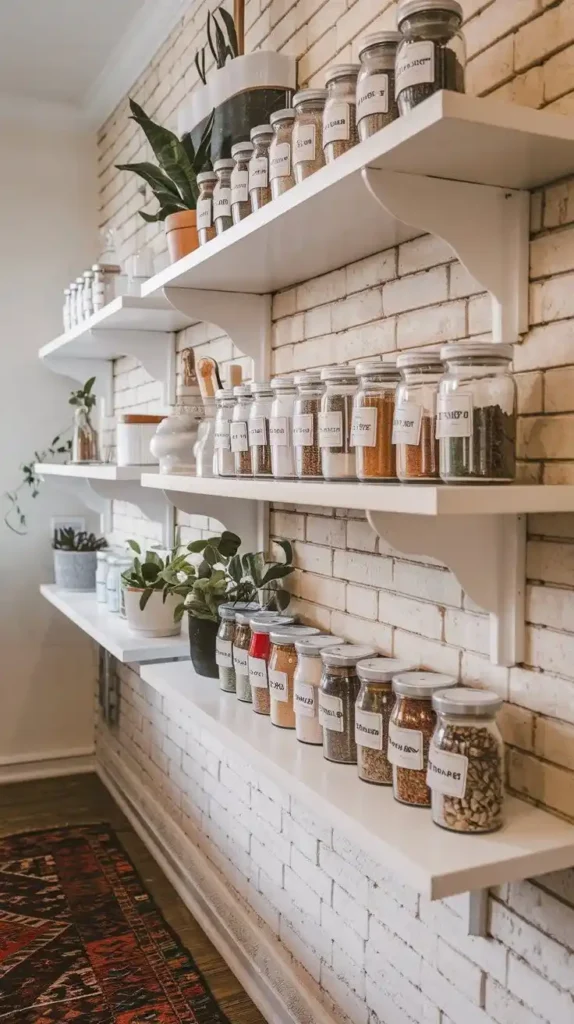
[389,671,457,806]
[196,171,218,244]
[249,125,273,210]
[117,414,165,466]
[320,366,357,480]
[150,398,204,474]
[394,351,442,482]
[355,658,416,785]
[214,389,235,477]
[213,159,234,234]
[323,64,360,162]
[270,376,296,478]
[294,635,344,744]
[249,381,273,477]
[294,371,324,479]
[395,0,466,117]
[248,613,297,715]
[320,644,376,763]
[269,625,321,729]
[352,360,400,481]
[231,384,253,477]
[269,109,296,198]
[356,32,401,139]
[232,603,261,702]
[231,141,253,224]
[292,90,328,182]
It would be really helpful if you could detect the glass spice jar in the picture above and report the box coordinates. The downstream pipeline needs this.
[196,171,217,245]
[389,671,457,806]
[320,645,376,763]
[395,0,466,117]
[292,89,328,183]
[214,388,235,477]
[249,125,273,211]
[233,604,261,703]
[294,635,344,744]
[394,351,442,482]
[355,658,416,785]
[231,384,253,477]
[320,366,357,480]
[270,376,297,479]
[428,688,504,833]
[269,625,321,729]
[213,159,234,234]
[249,381,273,477]
[437,343,516,483]
[323,64,360,163]
[352,360,400,481]
[269,108,296,199]
[294,371,324,479]
[216,605,237,692]
[249,613,297,715]
[356,32,401,140]
[231,141,253,224]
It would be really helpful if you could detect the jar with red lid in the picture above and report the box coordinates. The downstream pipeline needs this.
[248,613,296,715]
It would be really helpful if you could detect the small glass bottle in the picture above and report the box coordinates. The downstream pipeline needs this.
[231,141,253,224]
[196,171,217,245]
[319,366,357,480]
[294,371,324,479]
[96,550,109,603]
[323,64,360,163]
[213,158,234,235]
[292,89,328,183]
[319,644,376,764]
[294,634,343,745]
[68,283,78,327]
[356,32,401,140]
[395,0,466,117]
[214,388,235,477]
[249,381,273,477]
[106,556,121,613]
[248,613,297,716]
[355,658,415,785]
[72,406,100,463]
[394,351,442,482]
[269,108,296,199]
[270,376,296,479]
[75,277,85,321]
[82,270,94,320]
[231,384,253,477]
[217,605,237,692]
[389,671,457,807]
[63,288,71,332]
[232,603,261,702]
[352,360,400,481]
[269,625,321,729]
[249,125,273,211]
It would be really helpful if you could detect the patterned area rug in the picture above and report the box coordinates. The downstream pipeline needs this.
[0,824,231,1024]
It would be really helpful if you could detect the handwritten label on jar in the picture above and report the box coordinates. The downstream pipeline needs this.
[269,416,289,446]
[426,744,468,798]
[216,638,233,668]
[293,124,316,164]
[248,656,268,689]
[249,157,268,191]
[388,723,423,770]
[231,170,249,205]
[392,402,422,446]
[270,143,291,179]
[395,40,435,97]
[293,414,314,445]
[248,417,267,446]
[214,421,231,450]
[319,411,343,448]
[294,681,316,717]
[356,74,390,118]
[436,395,472,438]
[323,102,351,145]
[230,421,249,452]
[355,709,383,750]
[213,186,231,218]
[233,646,249,672]
[351,407,377,447]
[319,692,344,732]
[269,670,288,702]
[196,198,212,230]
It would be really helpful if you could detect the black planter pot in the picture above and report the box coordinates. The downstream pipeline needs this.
[190,88,290,166]
[188,614,218,678]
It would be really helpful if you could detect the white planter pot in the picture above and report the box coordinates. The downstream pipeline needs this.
[53,550,97,591]
[123,589,182,638]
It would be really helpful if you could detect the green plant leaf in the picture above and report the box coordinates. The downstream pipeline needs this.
[212,11,229,68]
[127,539,141,555]
[139,588,154,611]
[141,561,160,583]
[260,563,295,586]
[192,109,215,173]
[187,539,208,553]
[217,5,239,57]
[206,11,218,63]
[276,539,293,564]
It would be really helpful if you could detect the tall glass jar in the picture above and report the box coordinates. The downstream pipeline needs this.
[248,613,297,716]
[428,688,504,833]
[292,90,327,183]
[437,343,516,483]
[319,645,376,763]
[83,270,94,319]
[231,384,253,477]
[394,351,442,482]
[355,658,415,785]
[231,141,253,224]
[323,64,360,163]
[395,0,466,117]
[214,388,235,477]
[294,635,343,744]
[270,376,296,479]
[320,367,356,480]
[357,32,401,140]
[213,159,234,234]
[96,550,109,603]
[233,604,261,703]
[217,605,237,692]
[72,406,100,463]
[63,288,71,332]
[352,360,400,481]
[249,381,273,477]
[269,625,321,729]
[249,125,273,211]
[269,109,295,199]
[389,671,457,806]
[293,371,324,479]
[196,171,217,244]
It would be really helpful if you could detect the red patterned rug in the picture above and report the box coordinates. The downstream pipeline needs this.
[0,824,231,1024]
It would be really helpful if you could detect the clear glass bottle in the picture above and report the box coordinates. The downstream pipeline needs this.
[293,371,324,479]
[355,658,416,785]
[72,406,100,463]
[214,388,235,477]
[323,64,360,163]
[231,384,253,476]
[196,171,217,245]
[352,360,400,481]
[92,262,120,311]
[63,288,71,332]
[437,342,516,483]
[269,625,321,729]
[231,141,253,224]
[75,277,85,321]
[429,688,504,833]
[69,283,79,327]
[294,635,343,744]
[106,556,121,613]
[232,604,261,703]
[96,550,109,603]
[395,0,466,117]
[320,645,376,764]
[357,32,401,140]
[82,270,94,320]
[292,89,328,183]
[394,351,442,482]
[389,671,457,806]
[270,376,296,479]
[249,125,273,211]
[320,366,357,480]
[194,397,216,478]
[248,381,273,477]
[269,109,296,199]
[213,158,234,234]
[217,605,237,692]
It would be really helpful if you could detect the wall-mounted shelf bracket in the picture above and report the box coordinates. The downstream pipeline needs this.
[161,488,260,552]
[41,357,114,415]
[41,476,112,533]
[88,480,175,548]
[89,330,176,407]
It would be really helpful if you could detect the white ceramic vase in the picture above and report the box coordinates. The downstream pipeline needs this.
[123,589,182,638]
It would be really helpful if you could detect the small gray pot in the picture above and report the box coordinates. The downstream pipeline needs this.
[53,550,97,591]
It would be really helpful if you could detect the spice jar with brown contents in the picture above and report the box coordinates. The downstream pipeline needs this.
[248,613,297,716]
[293,371,324,479]
[269,109,295,199]
[320,366,357,480]
[352,360,400,481]
[196,171,217,245]
[320,645,376,763]
[213,159,234,234]
[249,125,273,211]
[323,65,360,163]
[355,658,416,785]
[356,32,401,140]
[231,384,253,476]
[249,381,273,477]
[231,141,253,224]
[394,351,442,482]
[292,90,327,183]
[389,671,457,806]
[269,625,321,729]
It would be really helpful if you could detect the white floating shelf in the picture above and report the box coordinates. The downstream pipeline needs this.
[35,463,157,481]
[140,660,574,904]
[41,584,188,664]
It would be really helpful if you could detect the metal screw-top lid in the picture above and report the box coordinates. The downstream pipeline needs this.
[358,31,402,58]
[215,388,234,401]
[220,600,259,614]
[234,603,262,625]
[393,671,458,698]
[396,350,443,371]
[295,634,344,657]
[196,170,217,184]
[249,612,297,633]
[231,141,254,158]
[355,359,400,380]
[440,342,514,364]
[295,370,323,385]
[83,269,93,279]
[293,89,328,107]
[214,158,235,172]
[271,375,296,390]
[250,124,273,140]
[270,625,321,645]
[233,384,253,398]
[321,644,377,667]
[357,658,417,683]
[325,63,361,85]
[432,686,503,717]
[270,108,295,126]
[219,605,239,621]
[250,380,273,395]
[321,365,357,383]
[397,0,463,26]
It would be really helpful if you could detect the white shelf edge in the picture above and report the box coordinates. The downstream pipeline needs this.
[36,463,157,481]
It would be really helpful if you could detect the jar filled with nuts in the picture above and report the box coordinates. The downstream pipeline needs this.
[355,658,416,785]
[320,645,376,763]
[294,371,324,479]
[232,604,261,702]
[249,613,297,715]
[231,384,253,476]
[270,109,296,199]
[353,360,400,481]
[292,89,328,183]
[269,625,321,729]
[249,125,273,211]
[394,351,442,482]
[320,366,357,480]
[196,171,218,245]
[249,381,273,477]
[231,141,254,224]
[428,687,504,833]
[389,671,457,806]
[323,64,360,163]
[294,634,344,744]
[214,388,235,477]
[213,159,234,234]
[356,32,401,140]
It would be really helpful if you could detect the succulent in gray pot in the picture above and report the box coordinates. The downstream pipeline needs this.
[53,528,107,592]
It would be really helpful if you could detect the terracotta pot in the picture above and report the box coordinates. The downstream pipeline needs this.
[165,211,199,263]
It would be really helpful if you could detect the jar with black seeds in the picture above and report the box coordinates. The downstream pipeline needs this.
[356,32,401,140]
[320,366,357,480]
[292,89,327,183]
[216,605,237,692]
[231,384,253,476]
[196,171,217,245]
[270,109,296,199]
[249,125,273,211]
[231,141,253,224]
[355,658,415,785]
[213,159,234,234]
[394,350,442,482]
[395,0,466,117]
[323,64,360,163]
[249,381,273,477]
[320,645,376,764]
[293,371,324,478]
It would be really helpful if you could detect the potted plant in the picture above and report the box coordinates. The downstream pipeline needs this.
[235,540,294,610]
[53,528,107,592]
[121,542,183,638]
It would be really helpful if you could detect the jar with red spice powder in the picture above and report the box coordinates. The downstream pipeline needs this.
[248,613,296,716]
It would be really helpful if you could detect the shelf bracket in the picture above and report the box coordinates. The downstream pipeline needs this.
[88,480,175,548]
[367,511,526,667]
[465,890,489,938]
[89,330,176,408]
[40,358,114,417]
[362,168,530,345]
[39,475,112,534]
[160,488,259,553]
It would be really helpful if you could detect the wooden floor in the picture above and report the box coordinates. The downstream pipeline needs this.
[0,772,266,1024]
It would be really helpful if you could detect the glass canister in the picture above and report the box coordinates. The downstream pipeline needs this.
[270,376,296,479]
[270,109,296,199]
[323,64,360,163]
[217,605,237,692]
[196,171,217,245]
[116,555,133,618]
[249,125,273,211]
[352,360,400,481]
[395,0,466,117]
[292,89,328,183]
[106,556,122,613]
[428,688,504,833]
[248,613,297,716]
[319,366,357,480]
[96,550,109,603]
[355,658,416,785]
[249,381,273,477]
[269,625,321,729]
[389,671,457,806]
[356,32,401,140]
[294,635,344,744]
[213,159,234,234]
[82,270,94,320]
[231,141,253,224]
[319,645,376,763]
[214,388,235,477]
[394,351,442,482]
[293,371,324,479]
[75,277,85,321]
[437,342,516,483]
[231,384,253,477]
[232,604,261,702]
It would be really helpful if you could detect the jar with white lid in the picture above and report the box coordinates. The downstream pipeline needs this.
[232,603,261,702]
[269,109,295,198]
[106,556,123,613]
[217,605,237,692]
[249,381,273,477]
[389,671,457,806]
[249,125,272,211]
[294,635,344,744]
[196,171,217,245]
[323,64,360,163]
[269,625,321,729]
[294,371,324,478]
[231,142,253,224]
[292,89,327,183]
[320,644,376,763]
[63,288,71,332]
[270,376,296,478]
[394,351,442,482]
[231,384,252,476]
[117,414,165,466]
[92,262,120,312]
[75,277,85,321]
[214,388,235,477]
[213,159,234,235]
[82,270,94,320]
[355,658,416,785]
[356,32,401,140]
[96,551,109,604]
[320,366,357,480]
[395,0,466,117]
[437,342,516,483]
[353,360,400,481]
[68,283,78,327]
[428,687,504,833]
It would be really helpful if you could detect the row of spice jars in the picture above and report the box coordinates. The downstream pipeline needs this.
[63,263,123,331]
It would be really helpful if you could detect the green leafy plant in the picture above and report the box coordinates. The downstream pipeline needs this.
[69,376,97,412]
[195,6,239,84]
[235,540,295,611]
[161,531,243,622]
[121,541,184,610]
[53,528,107,552]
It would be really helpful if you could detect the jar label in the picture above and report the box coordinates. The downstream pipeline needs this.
[319,692,344,732]
[351,407,377,447]
[293,413,314,445]
[214,420,231,450]
[436,395,472,438]
[392,402,422,446]
[323,102,351,145]
[269,669,288,701]
[248,656,268,689]
[293,124,316,164]
[213,186,231,218]
[395,40,435,97]
[249,157,268,191]
[319,411,343,448]
[248,417,267,446]
[196,197,212,229]
[356,73,390,118]
[270,416,289,445]
[230,421,249,452]
[231,170,249,204]
[270,143,291,179]
[294,681,316,718]
[426,743,468,798]
[388,723,424,770]
[355,709,383,750]
[216,638,233,668]
[233,646,249,671]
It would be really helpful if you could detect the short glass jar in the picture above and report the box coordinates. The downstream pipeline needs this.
[269,109,295,198]
[356,32,401,140]
[294,371,324,479]
[233,603,261,702]
[96,550,109,603]
[231,384,253,477]
[294,635,344,744]
[270,376,296,478]
[437,342,516,483]
[214,388,235,477]
[249,125,273,211]
[292,89,328,183]
[394,351,442,482]
[352,360,400,481]
[319,644,376,763]
[249,613,297,715]
[428,687,504,833]
[217,606,237,692]
[213,158,234,234]
[389,671,457,806]
[320,366,357,480]
[323,64,360,163]
[395,0,466,117]
[355,658,416,785]
[249,381,273,477]
[269,625,321,729]
[196,171,218,245]
[231,141,253,224]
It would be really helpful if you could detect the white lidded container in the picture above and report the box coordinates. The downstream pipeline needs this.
[116,414,165,466]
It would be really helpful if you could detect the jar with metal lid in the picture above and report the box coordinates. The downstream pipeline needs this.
[249,381,273,477]
[75,277,85,321]
[213,159,234,234]
[249,613,297,715]
[356,32,401,139]
[269,625,321,729]
[214,389,235,477]
[232,603,261,702]
[230,142,253,224]
[269,109,295,199]
[428,688,504,833]
[92,262,120,312]
[395,0,466,117]
[394,351,442,482]
[292,89,327,182]
[82,270,94,320]
[231,384,252,477]
[117,555,134,617]
[96,550,109,603]
[294,635,344,744]
[63,288,71,332]
[320,645,376,763]
[323,64,360,163]
[389,671,457,806]
[68,283,78,327]
[355,658,416,785]
[249,125,273,211]
[196,171,217,245]
[270,376,296,479]
[106,555,125,614]
[320,366,357,480]
[437,342,516,483]
[352,360,400,481]
[217,605,237,692]
[293,371,323,478]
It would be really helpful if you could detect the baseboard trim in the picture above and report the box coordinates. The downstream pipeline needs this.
[0,751,96,783]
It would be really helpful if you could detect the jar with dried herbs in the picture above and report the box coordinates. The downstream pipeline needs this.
[292,90,327,183]
[249,381,273,477]
[352,360,400,481]
[320,645,376,763]
[196,171,217,245]
[232,604,261,702]
[355,658,416,785]
[428,688,504,833]
[213,159,234,234]
[248,613,297,715]
[231,141,253,224]
[389,671,457,806]
[270,376,296,478]
[356,32,401,140]
[395,0,466,117]
[214,388,235,477]
[249,125,273,211]
[216,605,237,692]
[320,366,357,480]
[394,351,442,482]
[323,64,360,163]
[231,384,253,477]
[294,371,324,479]
[269,626,321,729]
[269,109,295,199]
[294,635,344,744]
